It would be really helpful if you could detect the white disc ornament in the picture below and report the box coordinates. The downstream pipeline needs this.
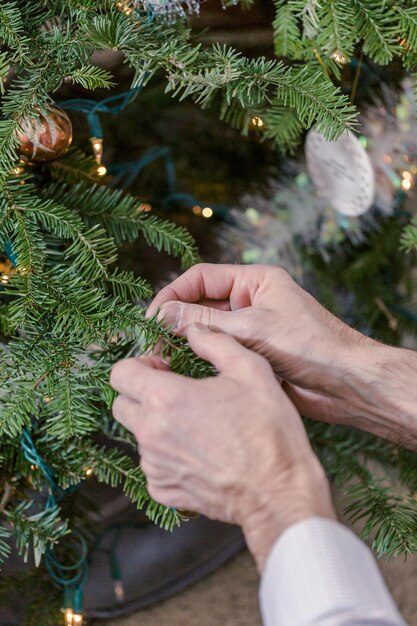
[305,129,375,217]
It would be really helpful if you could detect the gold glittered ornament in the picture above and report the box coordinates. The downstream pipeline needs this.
[17,106,73,163]
[0,259,16,285]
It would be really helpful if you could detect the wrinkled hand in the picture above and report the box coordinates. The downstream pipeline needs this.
[110,326,335,570]
[147,264,374,426]
[148,264,417,450]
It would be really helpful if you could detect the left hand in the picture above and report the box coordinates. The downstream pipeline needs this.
[110,325,335,571]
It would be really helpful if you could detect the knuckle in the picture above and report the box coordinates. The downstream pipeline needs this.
[151,388,179,413]
[110,358,135,386]
[271,266,291,282]
[147,483,166,505]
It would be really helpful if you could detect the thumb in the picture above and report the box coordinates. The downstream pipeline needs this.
[158,300,237,337]
[186,324,269,377]
[283,382,336,422]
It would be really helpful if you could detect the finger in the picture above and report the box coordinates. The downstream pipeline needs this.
[136,355,171,370]
[146,264,243,318]
[157,300,240,336]
[110,356,185,402]
[282,382,336,422]
[198,299,231,311]
[112,394,143,433]
[186,325,271,378]
[146,484,198,512]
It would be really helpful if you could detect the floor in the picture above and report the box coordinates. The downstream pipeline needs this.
[106,514,417,626]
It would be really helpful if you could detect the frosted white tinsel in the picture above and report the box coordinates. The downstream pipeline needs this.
[219,81,417,277]
[134,0,201,20]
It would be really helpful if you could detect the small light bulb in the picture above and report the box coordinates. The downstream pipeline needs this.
[97,165,107,177]
[72,614,83,626]
[331,51,348,64]
[17,265,29,275]
[202,207,213,218]
[402,170,412,181]
[1,275,10,284]
[114,580,125,602]
[12,166,24,175]
[85,468,94,477]
[90,137,103,164]
[64,608,74,626]
[192,205,202,215]
[138,203,152,212]
[402,178,412,191]
[251,116,264,128]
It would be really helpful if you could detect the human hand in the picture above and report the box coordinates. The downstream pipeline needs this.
[110,325,335,571]
[147,264,417,450]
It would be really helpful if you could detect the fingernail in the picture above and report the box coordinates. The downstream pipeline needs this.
[158,301,183,330]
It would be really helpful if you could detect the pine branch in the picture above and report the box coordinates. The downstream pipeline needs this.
[48,149,102,185]
[91,444,181,530]
[351,0,399,64]
[0,524,12,568]
[47,182,201,267]
[106,268,153,301]
[64,64,115,90]
[5,502,69,566]
[401,217,417,253]
[273,2,303,58]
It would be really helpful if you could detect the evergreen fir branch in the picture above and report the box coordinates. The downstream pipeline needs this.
[41,271,117,341]
[92,11,357,144]
[261,104,304,151]
[315,0,356,61]
[163,49,357,140]
[48,149,102,185]
[64,64,115,90]
[0,525,12,567]
[0,372,38,438]
[0,83,54,181]
[299,0,321,38]
[64,225,117,282]
[0,2,31,62]
[0,302,15,337]
[351,0,399,64]
[47,181,141,243]
[274,65,357,140]
[401,217,417,253]
[0,52,10,96]
[106,268,153,301]
[43,367,101,440]
[5,501,69,566]
[134,213,201,268]
[219,98,253,135]
[396,5,417,47]
[48,182,201,267]
[9,179,116,282]
[345,479,417,558]
[273,2,303,58]
[91,444,181,530]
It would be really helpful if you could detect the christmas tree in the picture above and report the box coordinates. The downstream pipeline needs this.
[1,1,417,624]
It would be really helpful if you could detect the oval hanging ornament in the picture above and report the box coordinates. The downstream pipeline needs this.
[17,106,73,163]
[305,129,375,217]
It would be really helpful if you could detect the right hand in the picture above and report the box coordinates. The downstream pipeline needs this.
[111,325,335,571]
[147,264,414,445]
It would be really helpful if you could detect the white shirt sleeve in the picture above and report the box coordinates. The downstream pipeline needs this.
[260,517,406,626]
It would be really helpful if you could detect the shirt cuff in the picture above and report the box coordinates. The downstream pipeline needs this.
[260,517,406,626]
